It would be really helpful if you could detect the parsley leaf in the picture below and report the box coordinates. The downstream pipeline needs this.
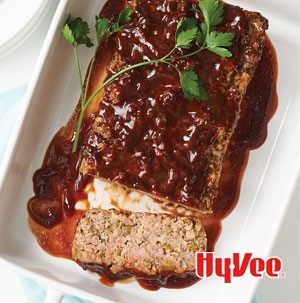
[62,24,74,45]
[207,31,235,57]
[208,46,231,57]
[112,7,132,33]
[118,7,132,24]
[95,17,110,42]
[175,18,199,49]
[207,31,235,47]
[196,31,203,45]
[199,0,224,30]
[180,68,208,101]
[200,22,208,44]
[195,0,235,57]
[63,17,93,47]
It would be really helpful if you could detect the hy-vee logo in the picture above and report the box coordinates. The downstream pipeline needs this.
[196,252,284,283]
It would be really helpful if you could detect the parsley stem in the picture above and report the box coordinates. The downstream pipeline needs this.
[169,46,206,61]
[74,47,84,106]
[161,47,176,61]
[82,41,99,107]
[85,59,162,108]
[162,60,181,74]
[72,106,85,153]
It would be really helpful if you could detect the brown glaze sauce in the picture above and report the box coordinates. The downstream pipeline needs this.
[27,0,278,291]
[81,1,253,210]
[213,36,278,219]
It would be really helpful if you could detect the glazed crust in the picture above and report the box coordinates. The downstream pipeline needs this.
[78,1,268,214]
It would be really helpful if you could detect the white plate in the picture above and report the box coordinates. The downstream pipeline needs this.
[0,0,50,58]
[0,1,299,302]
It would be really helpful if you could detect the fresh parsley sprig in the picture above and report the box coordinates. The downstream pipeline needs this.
[180,68,208,101]
[111,7,132,33]
[62,17,93,47]
[174,0,235,61]
[62,9,133,152]
[175,18,199,49]
[62,0,235,152]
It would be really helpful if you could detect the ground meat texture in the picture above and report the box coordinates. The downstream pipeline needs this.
[72,209,207,277]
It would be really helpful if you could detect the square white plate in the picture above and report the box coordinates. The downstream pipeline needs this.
[0,0,299,302]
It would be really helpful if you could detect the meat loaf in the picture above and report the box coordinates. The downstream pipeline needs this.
[79,0,268,213]
[72,209,207,277]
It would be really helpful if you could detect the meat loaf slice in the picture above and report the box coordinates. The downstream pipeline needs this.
[72,209,206,277]
[79,0,268,214]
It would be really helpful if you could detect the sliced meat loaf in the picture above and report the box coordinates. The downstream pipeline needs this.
[72,209,206,277]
